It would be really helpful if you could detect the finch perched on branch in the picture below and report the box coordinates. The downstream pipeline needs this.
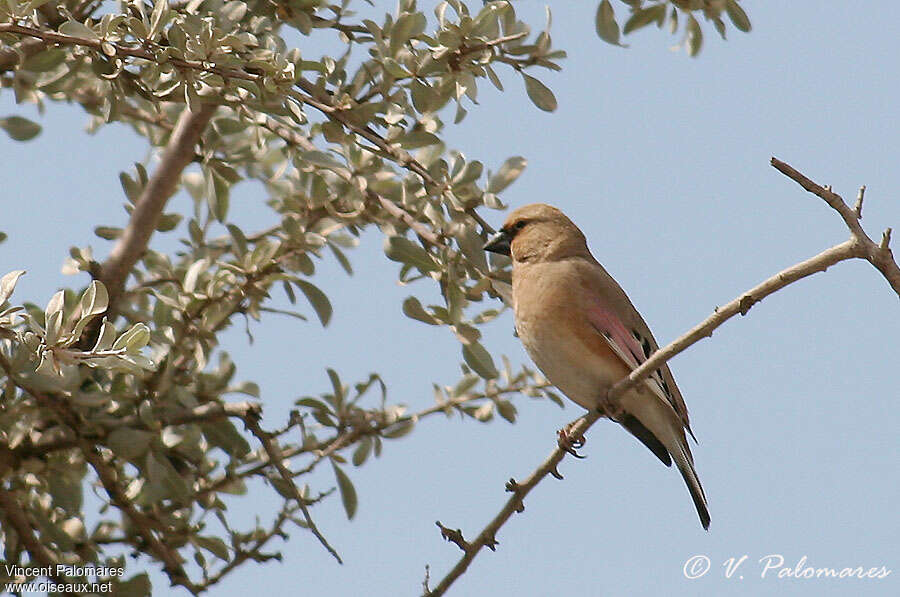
[484,203,710,529]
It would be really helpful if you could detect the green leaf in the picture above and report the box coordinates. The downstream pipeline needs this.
[332,462,358,520]
[201,419,251,457]
[352,436,372,466]
[0,116,41,141]
[595,0,621,46]
[112,323,150,352]
[687,14,703,57]
[301,150,345,170]
[381,419,414,438]
[58,20,99,40]
[106,428,153,461]
[384,236,440,273]
[114,572,151,597]
[496,399,517,423]
[402,296,441,325]
[146,451,191,503]
[194,536,230,561]
[462,342,499,379]
[0,270,25,304]
[294,279,332,326]
[487,156,527,194]
[623,4,667,35]
[522,74,557,112]
[725,0,751,33]
[157,213,182,232]
[94,226,122,240]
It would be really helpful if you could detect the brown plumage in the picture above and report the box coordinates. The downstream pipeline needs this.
[484,203,710,529]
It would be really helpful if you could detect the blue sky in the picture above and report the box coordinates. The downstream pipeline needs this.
[1,2,898,596]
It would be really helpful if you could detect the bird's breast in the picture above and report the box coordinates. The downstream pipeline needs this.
[513,265,629,410]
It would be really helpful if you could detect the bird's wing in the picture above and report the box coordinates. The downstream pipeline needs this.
[585,300,675,409]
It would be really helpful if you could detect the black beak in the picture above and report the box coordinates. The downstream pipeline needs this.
[483,230,511,256]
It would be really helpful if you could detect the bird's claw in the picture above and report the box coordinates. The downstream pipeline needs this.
[557,426,586,459]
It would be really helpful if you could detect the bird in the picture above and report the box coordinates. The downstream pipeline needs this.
[483,203,710,529]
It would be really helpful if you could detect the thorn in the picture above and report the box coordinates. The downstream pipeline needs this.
[484,535,499,551]
[739,294,756,316]
[557,427,586,459]
[505,478,520,493]
[435,521,469,552]
[854,185,866,219]
[881,228,892,251]
[550,466,564,480]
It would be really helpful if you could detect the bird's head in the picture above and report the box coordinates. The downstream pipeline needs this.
[484,203,589,264]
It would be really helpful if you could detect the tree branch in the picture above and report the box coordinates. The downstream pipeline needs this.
[100,103,216,308]
[425,158,899,596]
[770,157,900,297]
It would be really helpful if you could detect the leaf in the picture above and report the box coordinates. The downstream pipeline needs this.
[0,270,25,304]
[183,258,207,293]
[0,116,41,141]
[332,462,358,520]
[623,4,667,35]
[487,156,527,194]
[94,226,122,240]
[301,150,345,170]
[294,279,332,326]
[80,280,109,319]
[58,20,99,40]
[687,14,703,57]
[352,436,372,466]
[112,323,150,352]
[384,236,440,273]
[402,296,440,325]
[114,573,151,597]
[522,74,557,112]
[201,419,251,457]
[595,0,621,46]
[146,451,191,503]
[106,428,153,461]
[381,419,414,438]
[194,536,230,561]
[462,342,499,379]
[496,399,517,423]
[725,0,751,33]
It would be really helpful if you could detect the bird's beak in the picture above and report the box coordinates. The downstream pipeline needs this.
[483,230,511,256]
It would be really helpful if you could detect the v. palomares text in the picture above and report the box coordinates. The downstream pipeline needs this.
[683,554,893,580]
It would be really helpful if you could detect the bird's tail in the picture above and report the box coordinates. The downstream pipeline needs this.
[620,393,710,530]
[672,442,710,530]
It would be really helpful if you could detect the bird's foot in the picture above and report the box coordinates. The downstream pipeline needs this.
[557,423,586,459]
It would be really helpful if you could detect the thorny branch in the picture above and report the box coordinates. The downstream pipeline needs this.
[424,158,900,596]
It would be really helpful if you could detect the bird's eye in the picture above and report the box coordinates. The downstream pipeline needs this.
[513,220,527,231]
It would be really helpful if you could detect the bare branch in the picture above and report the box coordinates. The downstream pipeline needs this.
[771,157,900,297]
[241,414,343,564]
[100,104,216,308]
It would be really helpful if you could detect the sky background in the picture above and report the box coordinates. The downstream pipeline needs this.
[2,1,898,596]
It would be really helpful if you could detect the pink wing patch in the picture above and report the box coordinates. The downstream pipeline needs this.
[586,303,645,370]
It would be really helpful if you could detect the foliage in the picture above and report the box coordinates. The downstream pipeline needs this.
[0,0,748,593]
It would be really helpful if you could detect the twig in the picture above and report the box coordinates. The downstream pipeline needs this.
[771,157,900,297]
[241,414,343,564]
[426,158,900,596]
